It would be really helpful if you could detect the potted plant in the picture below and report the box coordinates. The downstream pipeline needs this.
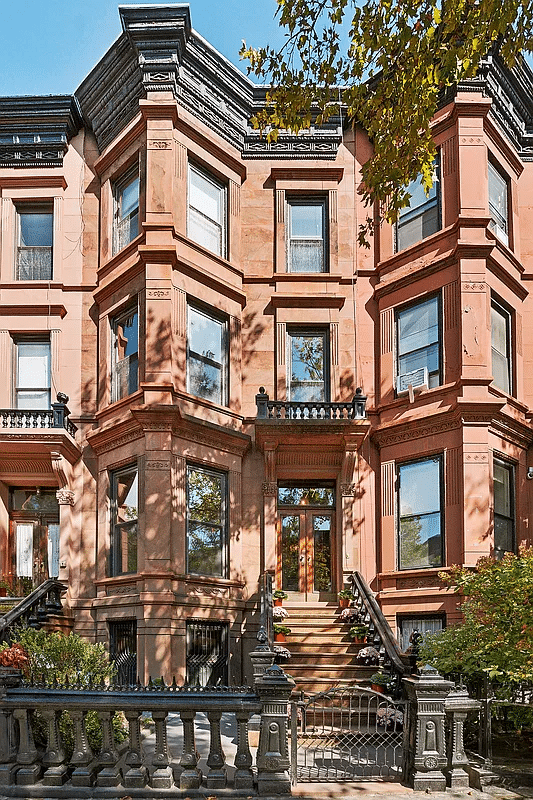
[337,588,354,609]
[273,645,291,663]
[273,624,291,642]
[273,589,288,607]
[272,605,289,621]
[370,672,394,694]
[349,624,368,643]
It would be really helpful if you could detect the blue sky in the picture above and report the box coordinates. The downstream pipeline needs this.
[0,0,285,96]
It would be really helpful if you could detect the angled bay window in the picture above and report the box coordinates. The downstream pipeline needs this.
[110,465,138,576]
[488,160,509,247]
[187,465,227,578]
[491,298,512,394]
[396,160,440,251]
[111,305,138,402]
[287,329,329,402]
[187,304,227,405]
[287,198,327,272]
[187,164,226,258]
[113,167,139,254]
[15,339,51,409]
[493,458,515,559]
[16,206,53,280]
[398,456,443,570]
[396,295,440,393]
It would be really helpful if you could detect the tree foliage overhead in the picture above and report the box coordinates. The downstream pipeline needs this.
[241,0,533,243]
[418,547,533,685]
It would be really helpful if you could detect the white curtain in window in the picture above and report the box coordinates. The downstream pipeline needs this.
[16,523,33,578]
[47,523,60,578]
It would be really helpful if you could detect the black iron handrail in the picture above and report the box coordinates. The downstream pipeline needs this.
[0,579,66,644]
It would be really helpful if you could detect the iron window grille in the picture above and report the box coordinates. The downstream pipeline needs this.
[186,620,228,687]
[109,619,137,686]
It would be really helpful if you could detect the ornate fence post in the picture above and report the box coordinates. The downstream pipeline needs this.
[255,663,295,795]
[445,684,481,788]
[256,387,269,418]
[402,664,453,791]
[0,668,22,785]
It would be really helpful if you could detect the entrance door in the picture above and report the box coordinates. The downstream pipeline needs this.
[277,484,335,600]
[10,488,60,590]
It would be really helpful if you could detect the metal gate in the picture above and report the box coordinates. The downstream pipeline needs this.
[291,685,406,782]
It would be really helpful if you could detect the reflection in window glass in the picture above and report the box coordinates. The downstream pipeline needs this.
[111,307,138,402]
[288,200,326,273]
[111,466,138,575]
[494,459,514,559]
[114,169,139,253]
[397,296,440,389]
[281,515,300,592]
[313,514,332,592]
[488,161,509,246]
[188,165,226,257]
[491,300,511,394]
[187,466,227,577]
[187,305,226,405]
[17,208,53,280]
[16,340,51,409]
[398,457,443,570]
[396,160,440,251]
[278,486,334,506]
[288,331,328,402]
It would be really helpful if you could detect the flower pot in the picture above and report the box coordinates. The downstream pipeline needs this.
[338,597,350,609]
[353,636,366,644]
[275,632,286,643]
[371,683,384,693]
[0,588,7,598]
[274,598,283,607]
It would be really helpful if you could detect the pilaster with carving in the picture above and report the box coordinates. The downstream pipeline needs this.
[255,664,294,795]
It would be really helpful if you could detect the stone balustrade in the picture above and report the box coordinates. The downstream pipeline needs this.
[255,387,367,420]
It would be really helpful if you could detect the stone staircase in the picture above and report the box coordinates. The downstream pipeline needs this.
[280,601,377,695]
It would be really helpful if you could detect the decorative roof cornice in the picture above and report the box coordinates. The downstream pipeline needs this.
[0,95,82,167]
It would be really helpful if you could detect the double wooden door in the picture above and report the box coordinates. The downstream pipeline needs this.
[278,510,334,599]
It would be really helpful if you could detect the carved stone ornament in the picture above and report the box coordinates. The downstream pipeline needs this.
[56,489,75,506]
[341,483,357,497]
[262,482,277,497]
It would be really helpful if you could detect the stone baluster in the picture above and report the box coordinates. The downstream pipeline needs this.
[402,664,454,791]
[70,709,96,786]
[206,710,226,788]
[123,710,147,788]
[234,710,254,789]
[96,710,121,786]
[13,708,41,785]
[445,684,482,789]
[255,663,295,795]
[0,668,22,786]
[179,709,201,789]
[150,710,174,788]
[41,707,68,785]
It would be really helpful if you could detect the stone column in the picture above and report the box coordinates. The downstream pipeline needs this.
[402,664,453,791]
[445,684,481,788]
[0,668,22,785]
[255,663,295,795]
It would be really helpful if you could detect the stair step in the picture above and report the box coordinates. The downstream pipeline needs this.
[283,653,375,667]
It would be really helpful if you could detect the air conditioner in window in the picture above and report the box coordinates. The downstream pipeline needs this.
[396,367,428,396]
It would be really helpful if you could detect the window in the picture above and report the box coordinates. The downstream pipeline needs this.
[187,164,226,257]
[397,615,445,652]
[396,295,440,392]
[111,306,138,402]
[187,304,227,405]
[187,465,227,578]
[287,198,327,272]
[398,456,443,570]
[110,465,138,576]
[488,161,509,247]
[396,160,440,251]
[109,620,137,686]
[16,206,53,280]
[113,168,139,253]
[491,299,512,394]
[10,487,60,586]
[186,621,228,686]
[493,458,515,559]
[287,329,329,402]
[15,340,51,409]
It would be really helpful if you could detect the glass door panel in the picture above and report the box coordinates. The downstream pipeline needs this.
[312,514,332,592]
[278,510,334,599]
[281,515,300,592]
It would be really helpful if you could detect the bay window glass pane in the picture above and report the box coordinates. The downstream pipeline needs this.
[288,200,326,273]
[397,296,440,388]
[16,341,50,409]
[398,457,442,570]
[187,467,227,577]
[111,467,138,576]
[494,459,514,557]
[188,305,226,405]
[17,209,53,280]
[288,331,327,402]
[488,161,509,246]
[112,308,138,402]
[114,170,139,252]
[491,302,511,394]
[396,161,440,251]
[188,165,225,257]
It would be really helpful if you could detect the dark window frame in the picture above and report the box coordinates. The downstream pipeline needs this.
[397,614,446,652]
[186,463,228,579]
[187,301,228,407]
[488,158,511,248]
[397,454,444,571]
[187,162,227,259]
[493,456,515,560]
[491,296,513,396]
[110,303,139,403]
[395,155,441,252]
[395,292,442,394]
[286,327,330,403]
[113,165,140,255]
[109,463,138,577]
[16,204,54,281]
[286,196,328,273]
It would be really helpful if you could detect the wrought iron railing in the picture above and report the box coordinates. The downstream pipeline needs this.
[0,393,77,436]
[255,387,367,420]
[0,579,66,645]
[349,571,410,682]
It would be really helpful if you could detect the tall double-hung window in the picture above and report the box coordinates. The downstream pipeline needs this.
[187,465,228,578]
[287,329,329,402]
[396,295,440,393]
[113,167,139,254]
[398,456,444,570]
[493,458,514,559]
[15,339,51,409]
[488,161,509,247]
[287,199,327,273]
[187,304,227,406]
[16,206,53,280]
[491,298,512,395]
[187,164,226,258]
[110,465,138,576]
[396,160,441,251]
[111,306,139,402]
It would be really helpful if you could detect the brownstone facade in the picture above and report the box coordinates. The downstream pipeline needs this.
[1,6,532,685]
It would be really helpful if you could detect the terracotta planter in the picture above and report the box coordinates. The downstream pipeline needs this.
[352,636,366,644]
[275,632,286,642]
[0,588,7,598]
[338,597,350,609]
[371,684,384,693]
[274,598,283,607]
